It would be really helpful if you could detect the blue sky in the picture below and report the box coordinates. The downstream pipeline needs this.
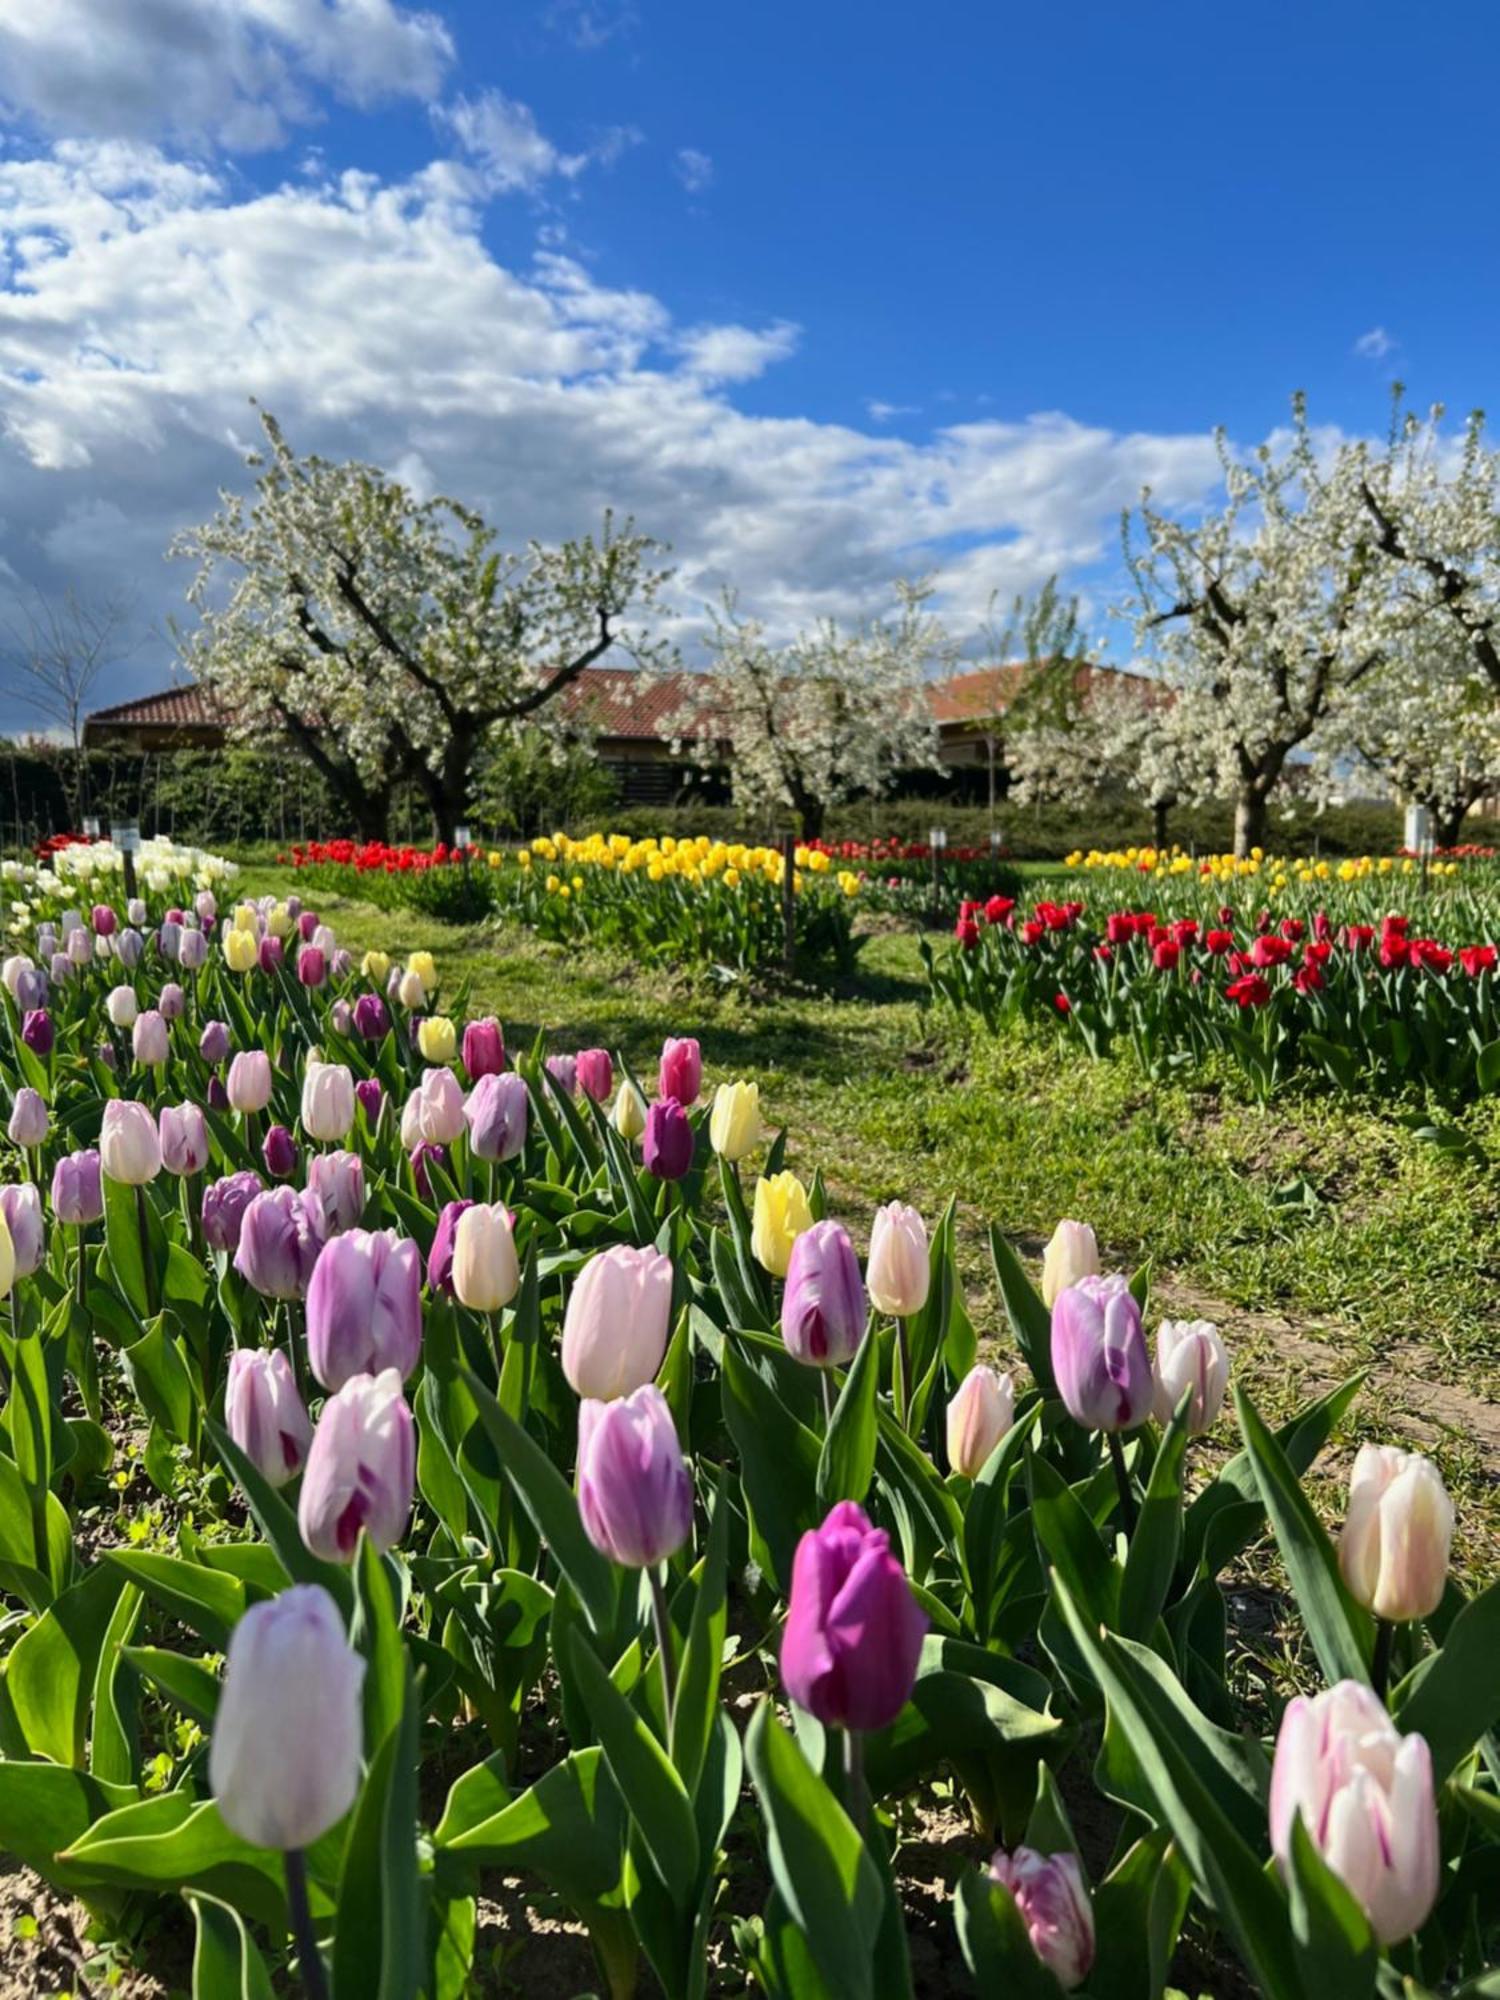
[0,0,1493,724]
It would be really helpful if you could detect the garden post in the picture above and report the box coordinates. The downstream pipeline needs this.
[781,832,796,975]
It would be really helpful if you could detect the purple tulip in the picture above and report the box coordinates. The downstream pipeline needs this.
[306,1229,422,1390]
[67,927,93,968]
[576,1385,694,1568]
[14,964,47,1011]
[225,1348,313,1488]
[263,1124,298,1181]
[21,1009,53,1057]
[199,1020,230,1065]
[116,929,143,970]
[352,993,389,1040]
[658,1036,702,1108]
[462,1017,505,1079]
[49,952,71,985]
[158,920,183,962]
[91,904,116,937]
[234,1186,326,1299]
[297,946,326,989]
[206,1075,230,1112]
[159,1103,209,1177]
[179,929,208,971]
[202,1170,264,1254]
[51,1148,103,1226]
[328,999,352,1037]
[355,1077,385,1129]
[575,1048,614,1103]
[464,1071,528,1163]
[258,936,284,975]
[642,1097,693,1182]
[305,1150,365,1235]
[410,1142,446,1200]
[427,1197,473,1295]
[1050,1275,1153,1433]
[780,1500,928,1732]
[298,910,319,942]
[780,1220,867,1368]
[0,1183,45,1277]
[132,1010,170,1067]
[298,1369,414,1562]
[545,1053,578,1099]
[158,982,185,1021]
[8,1087,49,1149]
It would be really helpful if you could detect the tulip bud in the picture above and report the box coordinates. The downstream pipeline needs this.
[21,1009,53,1057]
[307,1228,422,1390]
[223,926,258,974]
[262,1123,298,1180]
[210,1583,365,1849]
[545,1053,577,1098]
[354,1077,385,1129]
[464,1070,528,1162]
[49,952,71,985]
[452,1202,519,1312]
[426,1197,472,1295]
[1270,1680,1439,1944]
[643,1098,693,1181]
[99,1098,159,1183]
[611,1077,648,1140]
[299,1369,415,1562]
[395,969,424,1009]
[417,1015,457,1064]
[296,910,317,942]
[405,1067,467,1148]
[227,1050,272,1114]
[306,1150,365,1235]
[158,920,183,963]
[866,1201,929,1318]
[1041,1219,1099,1308]
[708,1079,764,1161]
[131,1009,169,1067]
[51,1148,103,1226]
[1152,1319,1230,1433]
[781,1500,927,1731]
[361,950,391,986]
[1051,1276,1152,1433]
[225,1348,313,1487]
[0,1214,12,1300]
[947,1365,1016,1477]
[352,993,389,1040]
[658,1036,702,1107]
[67,927,93,967]
[116,929,144,971]
[127,897,147,927]
[406,950,437,996]
[199,1020,230,1065]
[457,1015,505,1079]
[294,942,325,985]
[780,1220,866,1367]
[577,1385,694,1567]
[91,904,117,937]
[575,1048,613,1103]
[105,985,138,1029]
[985,1848,1095,1991]
[13,963,45,1011]
[201,1169,264,1253]
[1,953,31,995]
[1338,1443,1453,1623]
[158,981,185,1021]
[206,1074,229,1111]
[562,1244,674,1400]
[301,1059,355,1144]
[750,1171,811,1278]
[0,1183,45,1279]
[179,928,208,971]
[158,1103,209,1177]
[234,1186,325,1298]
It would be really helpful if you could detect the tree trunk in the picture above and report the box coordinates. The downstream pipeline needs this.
[1233,789,1267,859]
[1151,798,1170,848]
[797,796,826,841]
[1434,800,1471,850]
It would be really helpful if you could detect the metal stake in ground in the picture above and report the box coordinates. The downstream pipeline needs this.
[781,831,796,976]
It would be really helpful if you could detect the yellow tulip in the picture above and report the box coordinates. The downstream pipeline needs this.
[223,927,258,974]
[709,1080,765,1162]
[361,950,391,984]
[406,951,437,995]
[418,1015,457,1064]
[752,1172,812,1278]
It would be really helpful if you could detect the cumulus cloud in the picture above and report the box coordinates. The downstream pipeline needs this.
[0,140,1227,723]
[674,148,714,195]
[0,0,455,151]
[434,90,641,196]
[866,399,920,423]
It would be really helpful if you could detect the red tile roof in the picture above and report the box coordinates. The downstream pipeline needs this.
[87,685,224,729]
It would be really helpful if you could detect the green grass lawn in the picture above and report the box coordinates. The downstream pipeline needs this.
[244,865,1500,1575]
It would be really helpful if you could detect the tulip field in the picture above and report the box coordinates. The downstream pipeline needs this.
[0,839,1498,1998]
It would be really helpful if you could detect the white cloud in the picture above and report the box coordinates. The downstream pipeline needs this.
[0,140,1228,722]
[866,399,920,423]
[1354,326,1396,360]
[0,0,454,151]
[435,91,642,196]
[674,148,714,195]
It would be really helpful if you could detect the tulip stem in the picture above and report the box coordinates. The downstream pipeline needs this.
[285,1300,304,1400]
[894,1316,911,1428]
[135,1185,159,1318]
[283,1848,328,2000]
[842,1728,868,1836]
[647,1564,678,1734]
[1106,1432,1138,1536]
[1371,1617,1395,1701]
[820,1370,835,1431]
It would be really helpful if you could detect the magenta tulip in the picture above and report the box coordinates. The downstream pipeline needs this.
[462,1017,505,1079]
[780,1220,867,1368]
[780,1500,927,1732]
[642,1098,693,1181]
[575,1048,613,1103]
[658,1036,702,1107]
[234,1186,325,1299]
[202,1170,264,1254]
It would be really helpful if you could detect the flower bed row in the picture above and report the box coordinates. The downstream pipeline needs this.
[282,832,865,974]
[0,880,1497,1996]
[926,893,1500,1101]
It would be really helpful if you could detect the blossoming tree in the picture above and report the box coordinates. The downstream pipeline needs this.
[173,410,670,843]
[673,582,951,837]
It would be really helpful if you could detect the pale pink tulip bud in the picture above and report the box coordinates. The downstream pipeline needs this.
[986,1847,1095,1990]
[1151,1319,1230,1433]
[226,1050,273,1114]
[1041,1220,1099,1308]
[1338,1443,1453,1622]
[946,1365,1015,1477]
[99,1099,161,1185]
[300,1059,355,1144]
[866,1201,929,1317]
[561,1244,674,1400]
[451,1202,519,1312]
[225,1348,313,1487]
[158,1103,209,1177]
